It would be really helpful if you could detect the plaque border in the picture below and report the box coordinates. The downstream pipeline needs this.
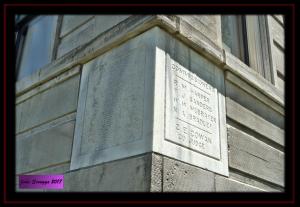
[164,59,222,160]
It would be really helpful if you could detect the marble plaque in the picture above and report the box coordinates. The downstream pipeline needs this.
[70,34,155,170]
[79,49,144,155]
[165,59,220,160]
[152,29,228,176]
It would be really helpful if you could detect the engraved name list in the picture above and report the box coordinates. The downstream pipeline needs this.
[165,60,221,160]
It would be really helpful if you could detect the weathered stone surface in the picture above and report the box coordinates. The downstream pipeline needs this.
[15,104,22,133]
[227,126,284,187]
[16,74,80,134]
[175,17,224,64]
[225,71,284,115]
[57,15,130,57]
[178,15,222,47]
[277,76,285,93]
[163,157,215,191]
[270,17,284,49]
[215,175,264,192]
[150,153,162,192]
[70,28,156,170]
[60,15,94,37]
[16,120,75,174]
[14,15,286,193]
[151,28,228,176]
[165,59,221,160]
[225,80,284,129]
[65,154,151,191]
[16,66,80,104]
[16,16,156,95]
[229,170,283,192]
[226,97,284,146]
[274,45,285,76]
[224,51,284,106]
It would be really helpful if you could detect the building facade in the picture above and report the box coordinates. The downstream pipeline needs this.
[15,15,285,192]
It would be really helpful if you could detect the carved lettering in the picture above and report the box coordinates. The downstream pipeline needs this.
[165,60,221,159]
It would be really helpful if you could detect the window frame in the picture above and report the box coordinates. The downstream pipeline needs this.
[15,15,59,81]
[221,15,275,84]
[15,15,36,79]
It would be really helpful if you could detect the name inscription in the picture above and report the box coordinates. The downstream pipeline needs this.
[165,60,221,160]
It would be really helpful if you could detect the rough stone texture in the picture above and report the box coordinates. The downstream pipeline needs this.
[226,97,284,146]
[65,154,152,191]
[16,120,75,174]
[215,175,264,192]
[163,157,215,192]
[57,15,130,57]
[16,74,80,134]
[225,80,284,129]
[60,15,94,37]
[227,126,284,187]
[150,153,163,192]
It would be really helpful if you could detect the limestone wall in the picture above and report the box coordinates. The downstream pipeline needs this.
[15,15,285,192]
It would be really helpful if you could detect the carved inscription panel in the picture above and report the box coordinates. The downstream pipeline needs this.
[79,47,145,155]
[165,60,221,160]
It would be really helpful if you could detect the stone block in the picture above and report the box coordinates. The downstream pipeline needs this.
[215,175,264,192]
[178,15,222,48]
[152,28,228,176]
[163,157,215,192]
[225,71,284,115]
[70,27,228,176]
[16,74,80,134]
[274,45,285,76]
[16,120,75,174]
[225,80,284,129]
[229,170,283,192]
[224,51,284,106]
[70,27,156,170]
[277,76,285,93]
[270,17,284,49]
[227,126,284,187]
[65,154,151,191]
[150,153,163,192]
[57,15,130,57]
[60,15,94,37]
[226,98,284,146]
